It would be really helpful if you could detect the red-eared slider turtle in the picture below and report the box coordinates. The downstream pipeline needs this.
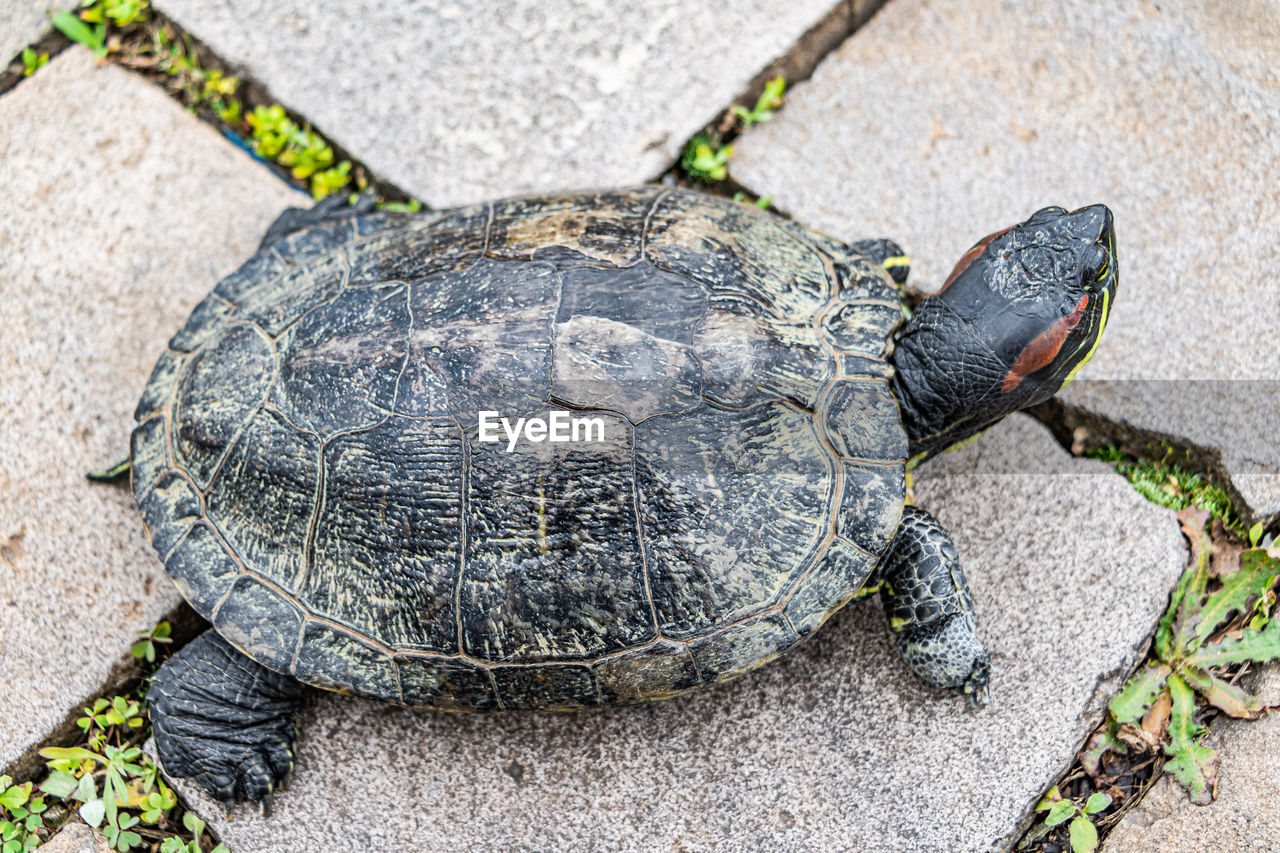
[123,187,1116,810]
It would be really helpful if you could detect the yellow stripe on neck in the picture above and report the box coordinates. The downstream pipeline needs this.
[1061,287,1111,388]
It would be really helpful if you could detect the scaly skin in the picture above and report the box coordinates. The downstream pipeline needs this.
[877,506,991,705]
[150,631,306,813]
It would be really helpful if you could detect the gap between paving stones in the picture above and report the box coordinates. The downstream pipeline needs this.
[650,0,888,190]
[1030,396,1277,533]
[0,26,71,96]
[0,6,417,205]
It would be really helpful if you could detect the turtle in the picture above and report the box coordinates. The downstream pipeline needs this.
[120,186,1117,811]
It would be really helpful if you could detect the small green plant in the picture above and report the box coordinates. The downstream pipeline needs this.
[681,132,732,182]
[50,0,151,59]
[79,0,150,27]
[0,775,47,852]
[730,76,786,127]
[158,815,227,853]
[33,681,218,852]
[1088,508,1280,804]
[76,697,145,750]
[21,47,48,77]
[247,105,352,198]
[375,198,423,213]
[50,10,108,58]
[731,191,772,210]
[1023,787,1110,853]
[131,620,172,663]
[41,744,148,850]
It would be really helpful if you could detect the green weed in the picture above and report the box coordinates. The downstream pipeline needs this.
[1089,509,1280,803]
[732,191,772,210]
[0,775,47,853]
[4,617,225,851]
[79,0,149,28]
[21,47,48,77]
[49,11,108,59]
[1023,788,1110,853]
[374,198,424,213]
[50,1,150,59]
[730,76,786,127]
[246,104,352,198]
[681,132,732,183]
[130,621,172,664]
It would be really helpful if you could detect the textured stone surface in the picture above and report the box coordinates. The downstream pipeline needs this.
[0,48,300,770]
[156,0,841,208]
[39,822,112,853]
[733,0,1280,517]
[0,1,71,69]
[164,414,1187,852]
[1102,667,1280,853]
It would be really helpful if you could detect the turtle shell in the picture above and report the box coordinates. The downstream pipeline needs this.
[130,187,907,711]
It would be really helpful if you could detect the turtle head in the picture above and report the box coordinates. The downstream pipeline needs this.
[890,204,1117,461]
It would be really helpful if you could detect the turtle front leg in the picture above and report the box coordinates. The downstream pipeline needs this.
[848,237,910,284]
[150,630,306,814]
[875,506,991,705]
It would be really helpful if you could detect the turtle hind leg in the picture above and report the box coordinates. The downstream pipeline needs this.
[877,506,991,705]
[150,630,306,814]
[849,238,910,284]
[258,191,377,250]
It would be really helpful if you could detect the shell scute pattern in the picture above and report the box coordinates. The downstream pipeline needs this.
[346,204,490,286]
[308,415,464,653]
[133,187,908,709]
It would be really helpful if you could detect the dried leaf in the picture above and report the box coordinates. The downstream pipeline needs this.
[1207,519,1246,577]
[1080,728,1125,779]
[1116,721,1162,753]
[1141,689,1172,742]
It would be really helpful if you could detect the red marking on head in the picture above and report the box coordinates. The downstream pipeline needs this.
[1001,294,1090,392]
[940,226,1013,292]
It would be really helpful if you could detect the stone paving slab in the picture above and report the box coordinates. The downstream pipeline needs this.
[156,0,844,209]
[0,47,299,771]
[164,414,1186,853]
[0,1,73,69]
[732,0,1280,519]
[1101,666,1280,852]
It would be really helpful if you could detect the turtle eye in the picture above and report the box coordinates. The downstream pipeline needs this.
[1081,244,1109,289]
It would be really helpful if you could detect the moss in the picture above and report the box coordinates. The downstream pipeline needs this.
[1086,446,1243,536]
